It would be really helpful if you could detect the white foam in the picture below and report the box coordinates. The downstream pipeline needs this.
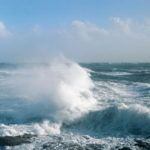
[33,121,61,135]
[100,72,132,76]
[0,57,96,123]
[0,121,61,136]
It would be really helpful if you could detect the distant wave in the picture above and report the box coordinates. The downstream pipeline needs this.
[99,72,132,76]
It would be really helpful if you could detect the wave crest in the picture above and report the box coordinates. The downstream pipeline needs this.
[63,104,150,136]
[0,58,96,123]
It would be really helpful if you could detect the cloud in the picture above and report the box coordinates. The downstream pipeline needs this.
[0,17,150,62]
[71,20,109,41]
[70,17,149,39]
[0,21,12,38]
[111,17,132,35]
[56,18,150,62]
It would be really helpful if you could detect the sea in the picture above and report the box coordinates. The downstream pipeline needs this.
[0,58,149,150]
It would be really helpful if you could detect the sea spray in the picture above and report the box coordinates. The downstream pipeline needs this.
[0,57,96,124]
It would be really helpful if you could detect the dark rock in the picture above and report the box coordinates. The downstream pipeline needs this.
[66,143,83,150]
[135,139,150,149]
[83,135,90,140]
[0,134,35,146]
[43,142,84,150]
[85,143,103,150]
[42,142,57,149]
[146,135,150,139]
[118,147,132,150]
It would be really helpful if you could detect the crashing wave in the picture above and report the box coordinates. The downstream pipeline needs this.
[0,57,96,124]
[63,103,150,136]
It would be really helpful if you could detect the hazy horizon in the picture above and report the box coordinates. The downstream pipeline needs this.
[0,0,150,62]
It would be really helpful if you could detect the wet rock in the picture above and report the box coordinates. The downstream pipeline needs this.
[66,143,83,150]
[42,142,57,149]
[85,143,103,150]
[43,142,84,150]
[135,139,150,149]
[42,141,104,150]
[146,135,150,139]
[118,147,132,150]
[0,134,35,146]
[83,135,90,140]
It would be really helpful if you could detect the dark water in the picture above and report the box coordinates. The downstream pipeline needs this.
[0,61,149,149]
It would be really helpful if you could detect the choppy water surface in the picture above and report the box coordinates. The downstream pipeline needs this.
[0,60,149,150]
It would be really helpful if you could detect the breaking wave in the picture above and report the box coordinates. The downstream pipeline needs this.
[64,103,150,136]
[0,57,96,124]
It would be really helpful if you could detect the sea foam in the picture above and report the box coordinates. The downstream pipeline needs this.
[0,57,96,124]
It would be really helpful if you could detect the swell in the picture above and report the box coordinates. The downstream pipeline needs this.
[63,104,150,136]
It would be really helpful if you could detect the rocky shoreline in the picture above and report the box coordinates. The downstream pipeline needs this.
[0,134,36,146]
[0,134,150,150]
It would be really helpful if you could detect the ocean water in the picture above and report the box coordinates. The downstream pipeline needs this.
[0,59,150,150]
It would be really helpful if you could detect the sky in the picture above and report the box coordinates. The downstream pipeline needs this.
[0,0,150,62]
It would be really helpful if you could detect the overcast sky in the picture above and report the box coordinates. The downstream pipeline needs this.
[0,0,150,62]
